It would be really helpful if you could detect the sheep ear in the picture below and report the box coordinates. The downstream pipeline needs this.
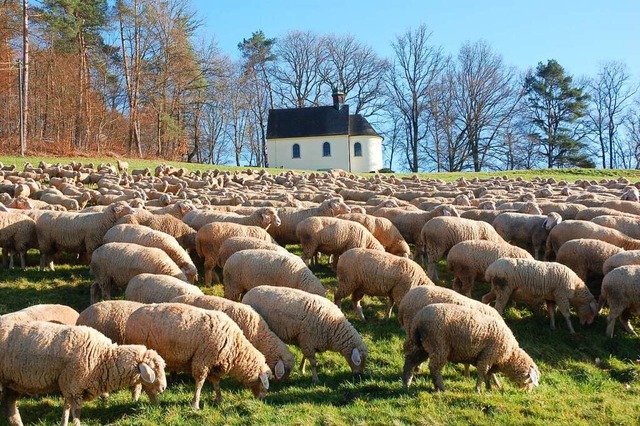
[274,360,285,380]
[138,363,156,384]
[259,372,270,390]
[529,367,539,387]
[351,348,361,366]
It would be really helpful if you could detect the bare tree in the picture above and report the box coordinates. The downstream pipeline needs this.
[20,0,28,155]
[271,30,327,108]
[587,61,638,168]
[385,25,445,172]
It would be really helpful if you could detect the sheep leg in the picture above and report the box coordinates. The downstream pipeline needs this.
[1,248,8,268]
[69,399,83,426]
[309,356,319,383]
[546,300,557,330]
[191,372,208,409]
[19,251,26,270]
[555,299,575,334]
[493,289,513,315]
[131,383,142,402]
[463,364,470,378]
[619,311,637,335]
[491,373,502,389]
[210,377,223,404]
[402,348,428,389]
[428,356,447,392]
[352,288,365,321]
[62,401,71,426]
[481,290,496,305]
[90,282,101,305]
[8,251,15,269]
[475,356,493,392]
[300,356,307,373]
[1,388,22,426]
[385,294,395,321]
[606,311,619,338]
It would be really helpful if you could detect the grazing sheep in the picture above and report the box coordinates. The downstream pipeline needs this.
[492,212,563,259]
[337,212,411,257]
[545,220,640,260]
[183,206,281,231]
[0,212,37,269]
[483,258,598,333]
[602,250,640,275]
[574,207,634,221]
[598,265,640,337]
[402,303,540,392]
[103,224,198,283]
[196,222,275,286]
[242,285,367,383]
[446,240,534,297]
[125,273,203,303]
[39,190,81,211]
[125,303,271,408]
[267,198,352,245]
[335,248,434,321]
[217,236,289,268]
[223,249,325,300]
[2,304,79,325]
[0,321,166,426]
[602,199,640,215]
[76,300,144,344]
[149,200,196,219]
[116,209,197,251]
[36,201,134,271]
[296,216,384,268]
[555,239,623,293]
[591,215,640,239]
[421,216,505,281]
[538,202,587,220]
[90,242,188,304]
[171,294,295,380]
[116,159,129,174]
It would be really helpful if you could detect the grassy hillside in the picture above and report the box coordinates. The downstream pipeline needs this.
[0,156,639,425]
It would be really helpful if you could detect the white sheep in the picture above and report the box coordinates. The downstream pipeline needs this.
[602,250,640,275]
[336,213,411,257]
[446,240,534,297]
[0,321,166,426]
[76,300,144,344]
[0,211,37,269]
[296,216,384,269]
[90,242,188,304]
[124,303,271,408]
[116,209,197,251]
[335,248,433,321]
[555,238,624,288]
[492,212,563,259]
[598,265,640,337]
[591,214,640,239]
[216,236,289,268]
[2,304,79,325]
[171,294,296,380]
[242,285,367,383]
[182,206,281,231]
[402,303,540,392]
[103,224,198,283]
[125,273,203,303]
[483,258,598,333]
[223,249,325,300]
[421,216,505,280]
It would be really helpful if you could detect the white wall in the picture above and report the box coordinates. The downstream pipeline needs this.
[267,135,350,171]
[349,136,384,173]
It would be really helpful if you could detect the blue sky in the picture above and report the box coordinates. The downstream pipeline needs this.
[191,0,639,80]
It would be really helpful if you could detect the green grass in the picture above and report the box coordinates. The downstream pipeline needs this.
[1,156,640,424]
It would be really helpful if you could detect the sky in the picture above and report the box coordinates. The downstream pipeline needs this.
[190,0,640,81]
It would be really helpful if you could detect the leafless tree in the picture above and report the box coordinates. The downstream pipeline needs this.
[385,25,445,172]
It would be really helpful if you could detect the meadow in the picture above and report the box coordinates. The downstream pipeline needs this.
[1,155,639,425]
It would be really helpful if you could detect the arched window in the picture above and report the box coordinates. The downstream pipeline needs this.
[292,143,300,158]
[322,141,331,157]
[353,142,362,157]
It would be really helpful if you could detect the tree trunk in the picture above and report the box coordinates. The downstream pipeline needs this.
[21,0,28,156]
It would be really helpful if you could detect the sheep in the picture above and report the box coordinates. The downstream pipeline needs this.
[335,248,434,321]
[538,201,587,220]
[183,206,281,231]
[602,199,640,215]
[171,294,295,380]
[39,190,81,211]
[116,159,129,174]
[555,239,624,294]
[602,250,640,275]
[90,242,188,304]
[223,249,325,300]
[402,303,540,392]
[0,321,166,426]
[296,216,385,269]
[125,273,203,303]
[196,222,275,286]
[242,285,367,383]
[0,211,37,269]
[124,303,271,408]
[217,236,289,268]
[336,212,411,257]
[483,258,598,333]
[397,285,502,331]
[446,240,534,297]
[492,212,563,259]
[267,198,352,245]
[545,220,640,260]
[103,224,198,283]
[2,304,79,325]
[371,204,459,264]
[76,300,144,344]
[149,199,196,218]
[574,207,634,221]
[598,265,640,337]
[36,201,134,271]
[116,209,197,251]
[591,215,640,239]
[421,216,505,281]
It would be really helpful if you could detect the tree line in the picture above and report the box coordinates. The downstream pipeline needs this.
[0,1,638,172]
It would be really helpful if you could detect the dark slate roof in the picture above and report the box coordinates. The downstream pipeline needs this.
[349,114,381,138]
[267,105,350,139]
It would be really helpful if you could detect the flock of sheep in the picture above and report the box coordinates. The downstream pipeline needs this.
[1,159,640,425]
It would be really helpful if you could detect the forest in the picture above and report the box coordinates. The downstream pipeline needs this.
[1,0,639,172]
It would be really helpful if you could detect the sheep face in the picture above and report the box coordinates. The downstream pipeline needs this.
[500,349,540,391]
[247,370,271,400]
[577,300,599,326]
[542,212,562,231]
[329,198,351,215]
[261,208,281,227]
[138,349,168,402]
[344,347,367,374]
